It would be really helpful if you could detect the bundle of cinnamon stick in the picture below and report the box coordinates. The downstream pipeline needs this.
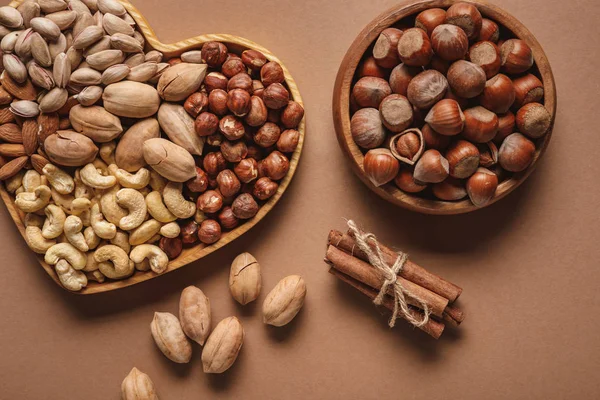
[325,222,465,339]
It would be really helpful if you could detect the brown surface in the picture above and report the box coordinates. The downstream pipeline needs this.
[0,0,599,398]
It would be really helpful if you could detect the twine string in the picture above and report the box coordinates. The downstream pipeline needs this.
[346,220,431,328]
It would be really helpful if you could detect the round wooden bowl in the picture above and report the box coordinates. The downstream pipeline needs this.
[332,0,556,215]
[1,0,305,294]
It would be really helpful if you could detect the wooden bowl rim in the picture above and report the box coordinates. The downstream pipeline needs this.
[332,0,557,215]
[1,0,305,294]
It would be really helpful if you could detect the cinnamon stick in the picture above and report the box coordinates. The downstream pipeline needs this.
[325,245,449,317]
[443,305,465,326]
[328,230,462,302]
[329,268,445,339]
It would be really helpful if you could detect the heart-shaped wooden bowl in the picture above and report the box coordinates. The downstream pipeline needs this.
[1,0,305,294]
[332,0,556,215]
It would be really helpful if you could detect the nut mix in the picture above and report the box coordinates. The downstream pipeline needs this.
[0,1,304,292]
[351,2,550,207]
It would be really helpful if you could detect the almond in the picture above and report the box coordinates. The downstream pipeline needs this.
[0,123,23,143]
[0,86,14,105]
[22,119,39,155]
[37,112,59,142]
[31,153,50,174]
[0,71,37,101]
[0,156,28,181]
[0,144,26,157]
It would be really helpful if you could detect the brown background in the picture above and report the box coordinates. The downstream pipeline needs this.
[1,0,599,398]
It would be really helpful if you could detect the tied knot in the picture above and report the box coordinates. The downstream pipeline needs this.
[346,220,430,328]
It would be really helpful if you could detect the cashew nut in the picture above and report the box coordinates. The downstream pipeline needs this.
[99,141,117,165]
[15,185,51,212]
[110,230,131,254]
[84,226,101,250]
[160,222,180,238]
[130,244,169,274]
[115,168,150,189]
[44,243,87,270]
[94,245,134,279]
[80,163,117,189]
[42,204,66,239]
[135,259,151,271]
[55,259,88,291]
[80,209,92,227]
[6,170,24,193]
[64,215,89,252]
[74,172,94,199]
[100,184,127,225]
[146,234,161,244]
[25,226,57,254]
[138,186,151,197]
[86,270,105,283]
[22,170,41,192]
[116,188,147,230]
[83,251,101,272]
[92,158,110,175]
[71,198,92,215]
[90,203,117,239]
[108,163,119,176]
[163,182,195,219]
[24,213,44,228]
[149,170,167,192]
[43,164,75,194]
[15,186,24,195]
[194,209,207,224]
[129,219,161,245]
[145,191,176,223]
[51,188,74,213]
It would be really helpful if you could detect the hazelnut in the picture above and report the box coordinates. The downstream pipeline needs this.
[445,139,480,178]
[227,88,251,117]
[280,101,305,129]
[394,168,427,193]
[389,64,420,96]
[466,168,498,207]
[194,112,219,136]
[232,193,259,219]
[415,8,447,36]
[159,237,183,260]
[352,76,392,108]
[478,141,499,167]
[424,99,465,136]
[512,74,544,108]
[246,145,263,161]
[263,151,290,180]
[267,108,281,124]
[363,148,400,187]
[379,94,413,133]
[413,149,449,183]
[227,72,253,92]
[220,140,247,163]
[221,58,247,78]
[407,70,448,109]
[432,177,467,201]
[260,61,285,86]
[198,219,221,244]
[447,60,487,98]
[180,221,199,245]
[392,130,421,161]
[478,18,500,43]
[216,169,241,198]
[498,132,536,172]
[397,28,433,67]
[444,87,469,110]
[263,83,290,110]
[468,41,501,80]
[500,39,533,74]
[234,158,258,183]
[494,111,515,144]
[445,2,482,40]
[358,56,388,79]
[203,151,227,177]
[201,41,228,67]
[372,28,403,68]
[218,206,239,230]
[242,49,267,72]
[421,123,451,150]
[204,72,228,93]
[253,177,278,200]
[208,89,229,116]
[197,190,224,214]
[254,122,281,148]
[429,55,450,75]
[277,129,300,153]
[479,74,515,114]
[184,92,208,118]
[257,159,267,178]
[462,106,499,143]
[186,166,209,193]
[245,96,268,127]
[252,80,265,98]
[431,24,469,61]
[351,108,385,149]
[218,115,245,140]
[515,102,551,139]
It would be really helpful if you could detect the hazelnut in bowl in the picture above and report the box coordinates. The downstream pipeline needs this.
[332,0,556,214]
